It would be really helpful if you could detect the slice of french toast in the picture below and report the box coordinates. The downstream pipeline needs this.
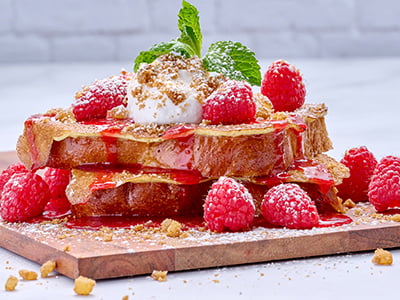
[67,153,348,218]
[17,103,332,178]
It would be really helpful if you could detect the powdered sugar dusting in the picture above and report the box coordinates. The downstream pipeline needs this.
[1,203,399,278]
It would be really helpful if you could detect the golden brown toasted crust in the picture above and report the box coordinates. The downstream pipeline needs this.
[17,104,332,178]
[299,104,333,158]
[71,181,210,218]
[68,155,347,217]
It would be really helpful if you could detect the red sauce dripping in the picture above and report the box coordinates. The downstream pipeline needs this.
[382,208,400,215]
[24,116,41,169]
[174,135,195,170]
[270,115,307,172]
[162,124,197,140]
[42,209,71,219]
[29,212,351,231]
[272,130,286,171]
[76,163,204,192]
[255,159,335,194]
[291,160,335,194]
[252,214,352,229]
[90,171,117,191]
[100,128,120,163]
[270,119,289,131]
[80,119,132,127]
[318,213,352,227]
[80,119,132,163]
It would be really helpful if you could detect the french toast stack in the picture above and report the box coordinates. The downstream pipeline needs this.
[16,86,347,218]
[15,1,350,221]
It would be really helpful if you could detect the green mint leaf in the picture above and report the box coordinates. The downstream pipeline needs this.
[203,41,261,86]
[133,40,192,72]
[177,0,202,57]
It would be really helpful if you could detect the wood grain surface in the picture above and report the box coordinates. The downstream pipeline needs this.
[2,220,400,280]
[1,151,400,280]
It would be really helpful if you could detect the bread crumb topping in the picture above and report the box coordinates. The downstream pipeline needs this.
[372,248,393,265]
[5,275,18,291]
[161,218,183,237]
[73,275,96,295]
[40,260,57,278]
[151,270,168,282]
[18,269,38,280]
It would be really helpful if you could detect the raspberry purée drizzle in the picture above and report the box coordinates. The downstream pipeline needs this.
[26,112,350,230]
[81,119,128,189]
[81,119,129,163]
[271,114,307,171]
[63,213,351,231]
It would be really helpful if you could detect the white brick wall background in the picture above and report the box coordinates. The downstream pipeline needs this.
[1,0,400,63]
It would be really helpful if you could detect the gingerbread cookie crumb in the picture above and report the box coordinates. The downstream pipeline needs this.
[390,214,400,222]
[73,276,96,295]
[102,233,113,242]
[343,199,356,209]
[254,92,274,119]
[372,248,393,265]
[19,269,38,280]
[161,218,182,237]
[40,260,56,278]
[5,275,18,291]
[151,270,168,282]
[107,105,129,119]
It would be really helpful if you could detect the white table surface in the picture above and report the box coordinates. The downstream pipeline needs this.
[1,58,400,299]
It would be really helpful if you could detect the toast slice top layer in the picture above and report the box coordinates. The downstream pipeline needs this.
[17,103,332,178]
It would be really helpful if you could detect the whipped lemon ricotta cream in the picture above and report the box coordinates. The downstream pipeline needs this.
[127,54,222,124]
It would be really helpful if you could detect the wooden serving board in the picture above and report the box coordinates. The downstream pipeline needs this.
[1,151,400,280]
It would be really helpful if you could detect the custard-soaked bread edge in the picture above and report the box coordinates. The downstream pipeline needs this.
[300,103,333,158]
[68,154,348,217]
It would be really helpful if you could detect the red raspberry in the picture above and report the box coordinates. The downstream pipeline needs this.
[203,177,255,232]
[337,146,377,202]
[72,73,131,122]
[42,168,71,214]
[261,183,320,229]
[0,163,28,195]
[202,80,256,125]
[1,172,50,222]
[368,156,400,212]
[261,60,306,112]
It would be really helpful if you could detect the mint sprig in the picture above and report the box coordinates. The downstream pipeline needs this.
[133,1,261,86]
[203,41,261,86]
[134,41,192,72]
[177,0,202,57]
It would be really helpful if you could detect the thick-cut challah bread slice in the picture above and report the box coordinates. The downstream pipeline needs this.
[17,104,332,178]
[67,154,348,218]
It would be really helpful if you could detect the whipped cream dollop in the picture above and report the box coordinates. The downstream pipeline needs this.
[127,54,222,124]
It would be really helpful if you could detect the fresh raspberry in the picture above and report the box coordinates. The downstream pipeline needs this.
[42,168,71,214]
[0,163,28,195]
[72,73,131,122]
[261,60,306,112]
[368,156,400,212]
[1,172,50,222]
[261,183,320,229]
[337,146,377,202]
[202,80,256,125]
[203,177,255,232]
